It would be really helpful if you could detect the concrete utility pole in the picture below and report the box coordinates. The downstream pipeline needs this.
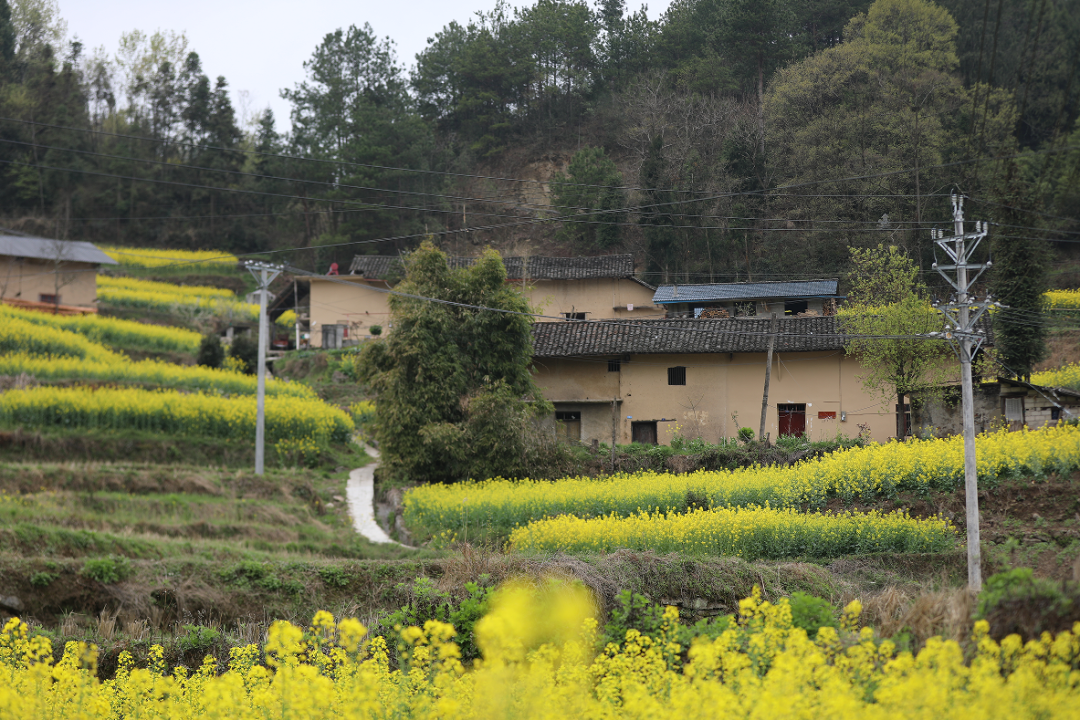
[246,261,283,475]
[930,194,992,591]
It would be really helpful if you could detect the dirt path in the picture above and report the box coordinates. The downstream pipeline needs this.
[346,445,407,545]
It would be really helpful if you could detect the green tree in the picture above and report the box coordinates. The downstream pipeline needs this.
[841,244,951,437]
[990,162,1049,380]
[766,0,1016,272]
[550,146,624,249]
[358,242,551,484]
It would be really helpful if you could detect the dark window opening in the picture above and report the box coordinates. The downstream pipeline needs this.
[1051,407,1061,421]
[784,300,808,315]
[668,366,686,385]
[777,403,806,437]
[39,293,59,304]
[631,421,658,445]
[555,411,582,442]
[733,301,756,317]
[564,312,586,320]
[608,359,621,372]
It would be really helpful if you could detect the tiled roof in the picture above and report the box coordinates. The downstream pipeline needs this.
[0,234,117,265]
[532,317,848,357]
[652,279,839,304]
[349,254,637,281]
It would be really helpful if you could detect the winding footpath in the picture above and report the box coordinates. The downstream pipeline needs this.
[346,445,409,546]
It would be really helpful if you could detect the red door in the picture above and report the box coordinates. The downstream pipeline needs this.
[777,404,806,437]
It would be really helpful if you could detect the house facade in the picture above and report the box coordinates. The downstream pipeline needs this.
[308,253,659,347]
[653,279,842,319]
[0,233,117,312]
[531,316,898,445]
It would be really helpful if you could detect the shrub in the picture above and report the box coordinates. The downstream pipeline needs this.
[228,334,259,375]
[196,333,225,368]
[80,556,133,584]
[787,591,838,638]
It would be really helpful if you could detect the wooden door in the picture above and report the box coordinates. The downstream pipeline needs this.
[632,421,658,445]
[777,404,806,437]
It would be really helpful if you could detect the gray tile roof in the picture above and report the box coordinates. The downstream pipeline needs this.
[349,254,638,281]
[532,317,848,357]
[0,234,117,265]
[652,279,839,304]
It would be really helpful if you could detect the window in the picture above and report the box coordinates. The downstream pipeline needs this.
[39,293,59,304]
[784,300,808,315]
[1004,397,1023,422]
[564,312,586,320]
[1051,407,1061,421]
[555,411,581,442]
[667,366,686,385]
[608,359,621,372]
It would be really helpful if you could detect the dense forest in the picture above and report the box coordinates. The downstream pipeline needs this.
[0,0,1077,284]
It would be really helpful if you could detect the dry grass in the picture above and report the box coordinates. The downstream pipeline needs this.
[859,585,976,646]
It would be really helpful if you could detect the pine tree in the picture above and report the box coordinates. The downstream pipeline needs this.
[990,163,1049,381]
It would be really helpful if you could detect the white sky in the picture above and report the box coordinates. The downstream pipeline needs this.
[60,0,668,133]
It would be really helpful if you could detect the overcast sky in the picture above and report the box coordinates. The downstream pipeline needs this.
[60,0,667,132]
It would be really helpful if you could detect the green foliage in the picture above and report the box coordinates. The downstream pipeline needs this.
[318,566,352,588]
[178,624,221,653]
[377,577,495,663]
[227,334,258,375]
[368,324,382,336]
[80,556,133,584]
[841,244,952,435]
[738,427,755,442]
[787,591,838,638]
[29,571,57,587]
[196,333,225,369]
[601,590,733,650]
[990,163,1049,380]
[976,567,1071,619]
[359,242,552,484]
[551,146,625,249]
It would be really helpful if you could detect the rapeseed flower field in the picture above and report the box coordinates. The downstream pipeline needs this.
[2,583,1078,719]
[508,506,956,558]
[1031,362,1080,392]
[99,245,239,269]
[0,303,201,354]
[0,352,316,399]
[97,276,297,328]
[0,314,312,398]
[0,385,353,445]
[1044,288,1080,310]
[402,424,1080,542]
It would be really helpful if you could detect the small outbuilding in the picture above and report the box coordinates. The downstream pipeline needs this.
[910,378,1080,436]
[0,231,117,313]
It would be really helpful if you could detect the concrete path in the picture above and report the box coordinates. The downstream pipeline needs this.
[346,444,400,545]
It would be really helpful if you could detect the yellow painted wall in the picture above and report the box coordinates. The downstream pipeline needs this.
[533,350,897,444]
[0,257,99,307]
[525,278,661,320]
[308,275,662,346]
[308,277,391,346]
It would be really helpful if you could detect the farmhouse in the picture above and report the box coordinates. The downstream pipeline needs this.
[531,315,899,445]
[653,279,843,319]
[0,231,117,313]
[308,253,660,347]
